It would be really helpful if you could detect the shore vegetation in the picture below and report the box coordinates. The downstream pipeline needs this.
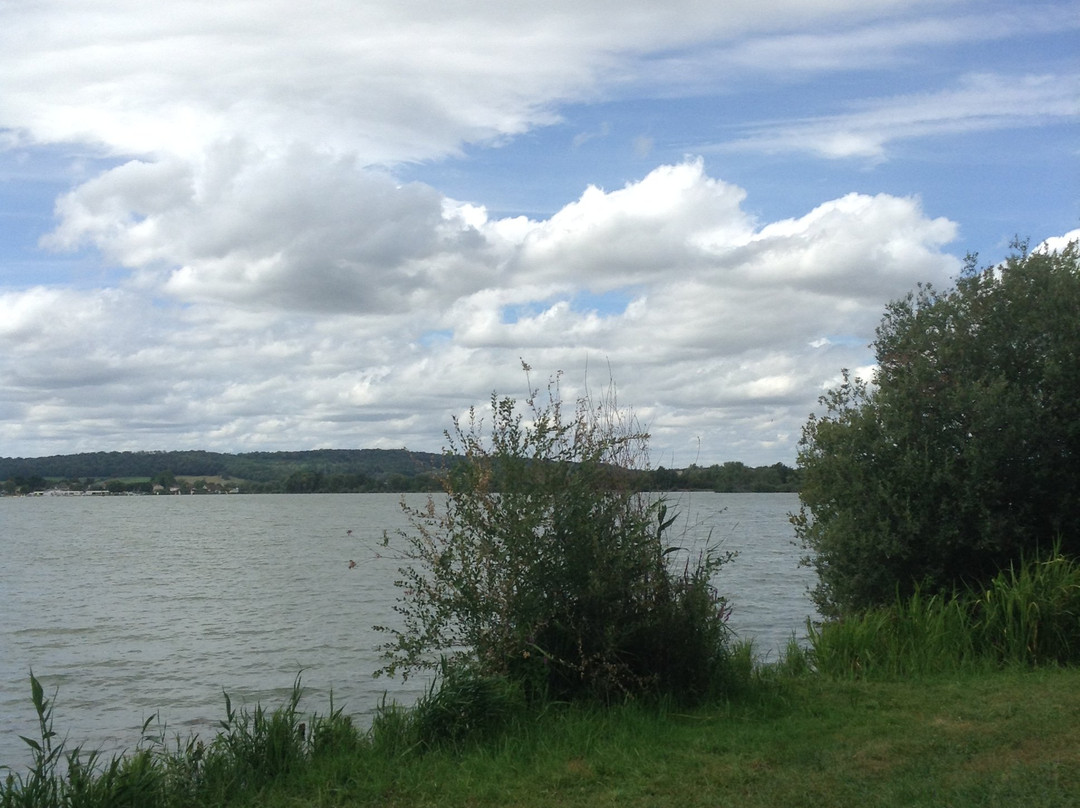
[795,239,1080,616]
[374,367,736,703]
[5,610,1080,808]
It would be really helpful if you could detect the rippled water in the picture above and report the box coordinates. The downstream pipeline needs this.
[1,492,815,768]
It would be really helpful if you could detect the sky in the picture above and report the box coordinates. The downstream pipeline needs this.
[0,0,1077,467]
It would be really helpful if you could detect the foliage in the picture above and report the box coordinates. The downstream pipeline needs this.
[0,449,445,492]
[651,461,800,492]
[795,239,1080,616]
[375,368,735,703]
[808,548,1080,678]
[0,673,362,808]
[0,451,795,495]
[10,668,1080,807]
[393,661,528,751]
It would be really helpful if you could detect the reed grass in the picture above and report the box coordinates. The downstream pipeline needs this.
[0,673,359,808]
[808,549,1080,678]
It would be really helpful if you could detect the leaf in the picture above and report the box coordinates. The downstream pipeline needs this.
[19,735,42,752]
[30,673,44,712]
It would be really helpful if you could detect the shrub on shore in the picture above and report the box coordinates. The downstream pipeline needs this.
[374,367,736,704]
[795,240,1080,616]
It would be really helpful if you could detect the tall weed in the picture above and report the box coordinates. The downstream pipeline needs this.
[0,673,363,808]
[809,549,1080,678]
[972,552,1080,665]
[0,673,168,808]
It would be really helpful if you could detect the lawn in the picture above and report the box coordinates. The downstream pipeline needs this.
[233,667,1080,808]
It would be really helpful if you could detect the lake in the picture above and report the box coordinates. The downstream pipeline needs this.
[0,492,816,768]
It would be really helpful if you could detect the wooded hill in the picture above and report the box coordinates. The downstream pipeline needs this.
[0,449,799,494]
[0,449,445,493]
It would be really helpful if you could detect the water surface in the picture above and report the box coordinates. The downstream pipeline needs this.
[1,492,815,767]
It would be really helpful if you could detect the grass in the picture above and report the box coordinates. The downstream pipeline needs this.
[4,666,1080,807]
[296,668,1080,807]
[808,549,1080,678]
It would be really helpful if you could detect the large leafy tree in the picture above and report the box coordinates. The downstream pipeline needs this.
[795,240,1080,616]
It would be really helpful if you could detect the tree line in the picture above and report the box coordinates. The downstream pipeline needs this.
[0,448,443,483]
[0,448,799,495]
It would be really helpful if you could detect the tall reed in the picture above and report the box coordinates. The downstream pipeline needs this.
[972,552,1080,665]
[0,673,361,808]
[809,549,1080,678]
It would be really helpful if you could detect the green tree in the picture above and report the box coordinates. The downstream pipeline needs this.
[375,369,734,702]
[284,470,323,493]
[795,240,1080,617]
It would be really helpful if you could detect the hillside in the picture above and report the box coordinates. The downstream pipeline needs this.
[0,448,446,492]
[0,450,799,494]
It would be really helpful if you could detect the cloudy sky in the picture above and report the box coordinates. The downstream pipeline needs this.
[1,0,1077,467]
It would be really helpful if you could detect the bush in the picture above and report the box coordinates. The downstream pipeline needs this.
[795,239,1080,616]
[374,367,734,703]
[408,661,527,749]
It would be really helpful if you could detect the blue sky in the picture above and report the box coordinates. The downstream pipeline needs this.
[0,0,1077,465]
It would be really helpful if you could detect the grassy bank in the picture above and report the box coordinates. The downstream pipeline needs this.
[235,668,1080,808]
[4,666,1079,807]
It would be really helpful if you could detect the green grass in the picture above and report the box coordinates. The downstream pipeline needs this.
[5,667,1080,807]
[808,549,1080,678]
[261,668,1080,808]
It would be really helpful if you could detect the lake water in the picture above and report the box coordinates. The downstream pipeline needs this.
[0,492,816,768]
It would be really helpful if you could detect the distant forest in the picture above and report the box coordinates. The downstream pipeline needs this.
[0,449,799,495]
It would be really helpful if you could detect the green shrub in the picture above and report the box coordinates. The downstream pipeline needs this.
[795,240,1080,616]
[408,661,526,749]
[374,367,734,703]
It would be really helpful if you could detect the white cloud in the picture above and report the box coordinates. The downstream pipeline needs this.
[1038,229,1080,254]
[716,72,1080,159]
[1,1,944,163]
[629,4,1079,89]
[512,161,755,288]
[2,160,965,463]
[44,143,479,313]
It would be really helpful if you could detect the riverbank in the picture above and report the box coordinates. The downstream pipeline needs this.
[5,666,1077,807]
[256,668,1080,807]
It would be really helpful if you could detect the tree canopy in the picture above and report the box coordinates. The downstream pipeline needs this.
[795,239,1080,616]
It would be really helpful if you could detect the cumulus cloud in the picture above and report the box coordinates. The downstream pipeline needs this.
[2,159,964,462]
[1038,229,1080,254]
